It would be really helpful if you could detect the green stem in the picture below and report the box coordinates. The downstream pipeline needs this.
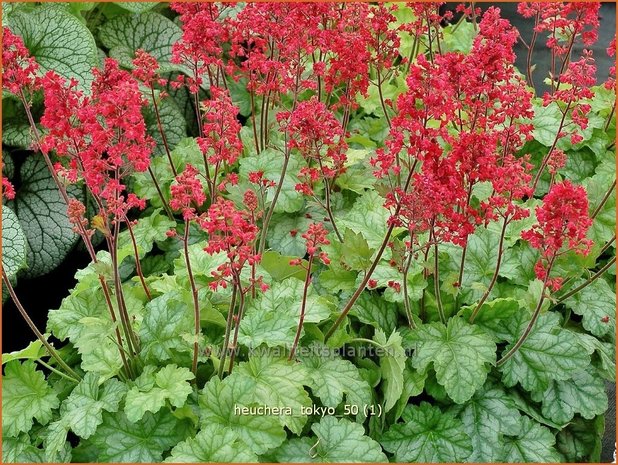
[36,359,79,384]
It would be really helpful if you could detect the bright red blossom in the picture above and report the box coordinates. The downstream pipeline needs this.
[170,165,206,220]
[40,59,154,224]
[198,198,261,290]
[2,28,40,95]
[521,181,593,291]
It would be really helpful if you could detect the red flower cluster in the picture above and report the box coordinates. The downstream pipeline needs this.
[198,87,242,168]
[290,223,331,266]
[170,164,206,220]
[170,3,229,92]
[374,7,534,247]
[198,198,261,290]
[279,98,347,195]
[521,181,593,291]
[132,49,167,89]
[2,174,15,201]
[2,28,40,95]
[518,2,600,54]
[40,59,154,224]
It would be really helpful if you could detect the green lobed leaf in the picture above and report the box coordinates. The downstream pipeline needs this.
[238,280,333,349]
[556,415,605,463]
[530,367,608,425]
[2,361,60,437]
[260,250,308,281]
[459,298,522,341]
[139,291,194,364]
[407,317,496,404]
[60,372,127,439]
[392,363,427,422]
[2,206,28,280]
[198,374,287,455]
[165,424,258,463]
[268,214,312,256]
[500,416,561,463]
[381,402,472,462]
[301,349,372,416]
[3,434,45,463]
[499,312,591,392]
[83,410,188,462]
[273,416,388,463]
[115,2,159,13]
[350,292,398,335]
[572,332,616,382]
[7,155,83,278]
[563,277,616,338]
[7,5,98,91]
[450,382,522,462]
[442,227,519,304]
[234,356,311,435]
[2,122,35,150]
[373,329,406,413]
[338,190,391,249]
[2,340,46,364]
[116,209,176,264]
[125,364,194,423]
[339,228,375,271]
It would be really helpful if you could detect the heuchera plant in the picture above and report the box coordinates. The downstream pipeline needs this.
[1,2,615,463]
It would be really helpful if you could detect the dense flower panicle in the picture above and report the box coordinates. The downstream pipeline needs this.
[132,49,166,88]
[66,198,89,235]
[198,198,260,289]
[2,28,40,95]
[41,59,154,224]
[521,181,593,291]
[376,7,534,247]
[198,87,243,168]
[170,165,206,220]
[403,3,451,36]
[170,2,229,92]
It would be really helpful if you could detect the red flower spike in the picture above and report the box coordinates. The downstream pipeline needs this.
[521,181,593,291]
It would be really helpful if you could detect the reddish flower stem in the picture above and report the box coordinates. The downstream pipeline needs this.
[324,165,416,341]
[469,214,510,323]
[182,220,201,380]
[289,255,315,360]
[496,256,556,366]
[218,283,238,378]
[19,92,132,375]
[227,272,246,374]
[124,216,152,301]
[149,88,177,177]
[2,269,82,381]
